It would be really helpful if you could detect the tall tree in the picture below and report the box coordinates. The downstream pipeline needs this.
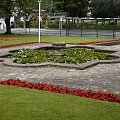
[53,0,89,17]
[90,0,120,18]
[114,0,120,17]
[0,0,14,34]
[41,0,54,13]
[0,0,37,34]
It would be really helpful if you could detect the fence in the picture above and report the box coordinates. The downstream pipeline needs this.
[65,17,120,39]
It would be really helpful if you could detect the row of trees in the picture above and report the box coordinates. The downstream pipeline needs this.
[52,0,89,17]
[90,0,120,18]
[0,0,120,34]
[52,0,120,18]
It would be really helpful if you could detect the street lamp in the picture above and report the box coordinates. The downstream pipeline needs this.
[38,0,41,43]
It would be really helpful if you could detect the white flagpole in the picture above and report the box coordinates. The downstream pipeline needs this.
[38,1,41,43]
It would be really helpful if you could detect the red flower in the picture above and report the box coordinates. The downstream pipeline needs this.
[0,79,120,103]
[0,37,18,41]
[0,42,38,49]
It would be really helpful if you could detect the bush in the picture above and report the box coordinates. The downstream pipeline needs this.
[30,20,39,28]
[18,21,24,28]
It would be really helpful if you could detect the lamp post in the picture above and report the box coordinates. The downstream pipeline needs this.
[38,0,41,43]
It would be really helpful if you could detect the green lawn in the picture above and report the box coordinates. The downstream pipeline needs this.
[0,85,120,120]
[0,34,112,46]
[0,34,119,120]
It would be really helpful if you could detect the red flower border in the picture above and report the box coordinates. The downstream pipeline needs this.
[0,79,120,103]
[0,42,39,49]
[0,37,18,41]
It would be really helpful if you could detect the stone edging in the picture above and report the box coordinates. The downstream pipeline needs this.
[0,44,120,70]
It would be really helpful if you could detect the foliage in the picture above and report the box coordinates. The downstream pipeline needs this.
[53,0,89,17]
[0,37,17,41]
[52,0,120,18]
[48,18,60,28]
[11,48,112,64]
[0,0,38,34]
[69,21,120,30]
[41,0,54,13]
[90,0,120,18]
[42,14,51,28]
[30,20,39,28]
[18,21,24,28]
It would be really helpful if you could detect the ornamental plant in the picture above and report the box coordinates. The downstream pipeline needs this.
[11,48,112,64]
[0,37,18,41]
[0,79,120,103]
[42,14,51,28]
[0,42,38,49]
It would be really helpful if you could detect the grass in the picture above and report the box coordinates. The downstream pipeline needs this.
[0,34,112,47]
[0,34,119,120]
[0,84,120,120]
[0,34,38,46]
[40,35,111,44]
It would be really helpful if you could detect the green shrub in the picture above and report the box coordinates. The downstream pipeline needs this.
[48,21,59,28]
[30,20,39,28]
[18,21,24,28]
[47,18,60,28]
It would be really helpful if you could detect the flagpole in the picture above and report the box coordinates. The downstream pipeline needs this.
[38,0,41,43]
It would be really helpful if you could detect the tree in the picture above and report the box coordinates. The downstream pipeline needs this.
[0,0,37,34]
[41,0,54,13]
[53,0,89,17]
[90,0,120,18]
[114,0,120,17]
[0,0,13,34]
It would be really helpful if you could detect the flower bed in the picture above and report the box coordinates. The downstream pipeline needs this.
[11,48,112,64]
[0,42,38,49]
[0,79,120,103]
[0,37,18,41]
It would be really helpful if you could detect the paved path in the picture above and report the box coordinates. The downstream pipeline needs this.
[0,43,120,94]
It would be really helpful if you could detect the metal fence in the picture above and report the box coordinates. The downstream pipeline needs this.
[65,17,120,39]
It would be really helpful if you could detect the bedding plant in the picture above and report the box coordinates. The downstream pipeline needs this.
[11,48,112,64]
[0,37,18,41]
